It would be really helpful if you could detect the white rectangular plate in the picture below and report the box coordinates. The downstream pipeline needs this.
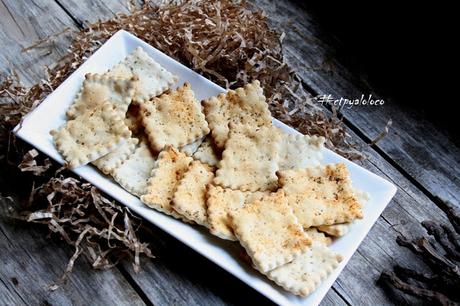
[14,30,397,306]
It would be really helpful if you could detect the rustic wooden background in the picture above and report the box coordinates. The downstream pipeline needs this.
[1,0,459,305]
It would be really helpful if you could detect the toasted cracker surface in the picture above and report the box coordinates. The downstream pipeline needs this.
[192,136,219,166]
[277,131,325,170]
[316,223,351,237]
[66,73,137,119]
[93,137,139,175]
[51,102,131,168]
[140,83,209,152]
[304,228,332,246]
[206,185,267,240]
[277,163,363,228]
[229,190,311,273]
[267,237,342,296]
[106,47,177,102]
[111,141,156,196]
[140,146,192,219]
[203,80,271,148]
[214,124,280,191]
[172,160,215,226]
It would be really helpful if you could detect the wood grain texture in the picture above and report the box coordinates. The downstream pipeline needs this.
[252,0,460,207]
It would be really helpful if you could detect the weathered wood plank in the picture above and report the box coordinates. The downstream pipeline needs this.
[254,0,460,207]
[0,197,145,306]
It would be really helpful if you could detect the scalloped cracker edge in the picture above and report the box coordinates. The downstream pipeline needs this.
[172,160,215,226]
[214,123,280,192]
[192,136,219,166]
[66,73,137,119]
[51,102,131,168]
[140,146,193,219]
[277,163,364,228]
[93,137,139,175]
[229,190,311,273]
[106,46,178,102]
[203,80,271,148]
[140,82,209,152]
[180,136,205,156]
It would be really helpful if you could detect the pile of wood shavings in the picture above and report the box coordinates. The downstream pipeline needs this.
[0,0,363,284]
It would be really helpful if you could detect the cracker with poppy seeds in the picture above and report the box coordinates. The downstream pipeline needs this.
[111,141,156,196]
[141,146,193,219]
[277,131,325,170]
[140,83,209,152]
[66,73,137,119]
[93,137,139,175]
[266,232,342,297]
[214,123,280,192]
[203,80,271,149]
[277,163,363,228]
[206,184,268,241]
[106,46,178,102]
[192,136,219,166]
[172,160,215,226]
[229,190,311,273]
[51,102,131,169]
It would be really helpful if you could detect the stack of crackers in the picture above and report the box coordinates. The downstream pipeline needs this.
[51,47,367,297]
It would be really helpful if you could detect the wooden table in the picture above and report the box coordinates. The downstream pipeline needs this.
[1,1,458,305]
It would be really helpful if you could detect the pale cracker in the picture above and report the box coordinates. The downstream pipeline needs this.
[172,160,215,226]
[180,136,205,156]
[106,46,178,102]
[140,83,210,152]
[229,190,311,273]
[93,137,139,175]
[277,131,325,170]
[66,73,137,119]
[203,80,272,148]
[51,102,131,168]
[277,163,364,228]
[304,228,332,246]
[206,184,267,241]
[111,141,156,196]
[267,236,342,297]
[214,124,280,192]
[140,146,193,219]
[192,136,219,166]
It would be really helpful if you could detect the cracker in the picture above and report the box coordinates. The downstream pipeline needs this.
[206,185,267,241]
[66,73,137,119]
[93,137,139,175]
[140,83,210,151]
[106,47,178,102]
[304,228,332,246]
[140,146,193,219]
[124,104,143,136]
[172,160,215,226]
[192,136,219,166]
[180,137,204,156]
[316,223,351,237]
[229,190,311,273]
[267,237,342,297]
[203,80,272,148]
[277,131,325,170]
[214,124,280,192]
[277,163,363,228]
[51,102,131,168]
[111,141,156,196]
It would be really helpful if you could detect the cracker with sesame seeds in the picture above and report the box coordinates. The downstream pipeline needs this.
[172,160,215,226]
[111,141,156,196]
[229,190,311,273]
[140,83,210,152]
[206,184,268,241]
[106,47,177,102]
[214,124,280,192]
[50,102,131,169]
[192,136,219,166]
[277,131,325,170]
[93,137,139,175]
[277,163,364,228]
[266,234,342,297]
[141,146,193,219]
[203,80,271,149]
[66,73,137,119]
